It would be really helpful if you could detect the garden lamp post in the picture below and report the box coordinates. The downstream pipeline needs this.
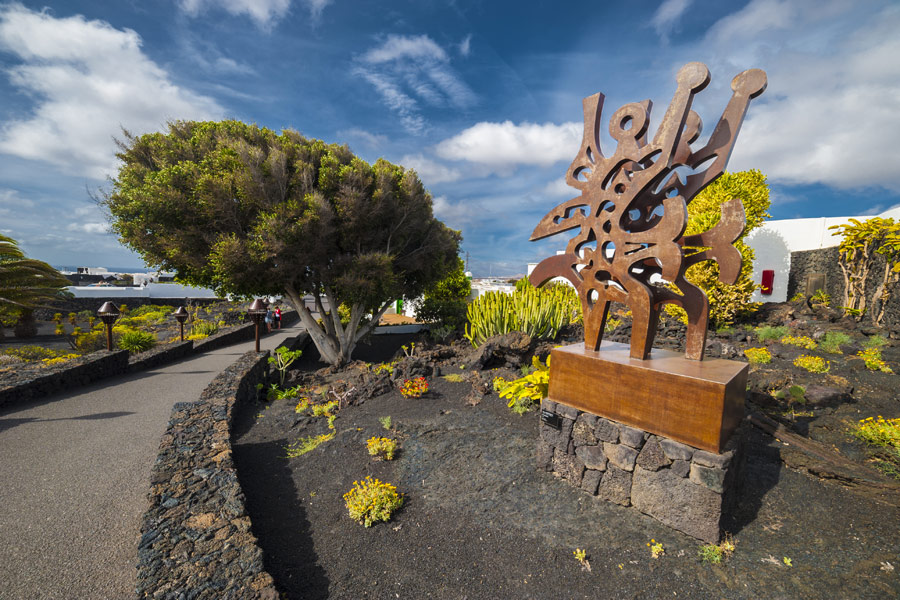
[97,302,120,351]
[173,306,188,341]
[248,299,268,353]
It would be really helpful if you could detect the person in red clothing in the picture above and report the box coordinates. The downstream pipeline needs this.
[274,305,282,329]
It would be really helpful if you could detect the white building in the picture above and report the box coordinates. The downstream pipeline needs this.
[745,206,900,303]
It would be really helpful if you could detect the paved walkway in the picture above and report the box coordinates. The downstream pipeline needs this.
[0,324,302,600]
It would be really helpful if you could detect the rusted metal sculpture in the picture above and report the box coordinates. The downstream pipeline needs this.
[530,62,766,361]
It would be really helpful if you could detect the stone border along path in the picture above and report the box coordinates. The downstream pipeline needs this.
[0,322,302,599]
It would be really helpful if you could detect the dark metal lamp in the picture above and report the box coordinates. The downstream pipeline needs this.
[248,299,268,352]
[97,302,120,351]
[173,306,189,342]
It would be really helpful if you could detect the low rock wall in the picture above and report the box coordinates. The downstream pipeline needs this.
[0,316,301,410]
[128,341,194,373]
[191,310,299,355]
[537,398,744,542]
[137,350,280,599]
[0,350,130,410]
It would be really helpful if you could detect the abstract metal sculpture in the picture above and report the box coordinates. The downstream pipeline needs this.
[529,62,766,361]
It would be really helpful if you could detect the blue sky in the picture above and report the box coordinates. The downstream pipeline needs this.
[0,0,898,276]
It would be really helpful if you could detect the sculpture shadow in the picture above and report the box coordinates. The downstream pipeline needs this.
[232,434,329,599]
[721,422,783,535]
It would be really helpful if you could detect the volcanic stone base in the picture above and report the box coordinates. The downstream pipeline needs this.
[537,399,743,543]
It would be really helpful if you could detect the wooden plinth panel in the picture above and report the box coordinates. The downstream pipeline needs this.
[548,342,747,453]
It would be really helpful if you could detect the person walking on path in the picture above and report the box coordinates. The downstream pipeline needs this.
[274,305,282,329]
[0,322,301,599]
[264,306,274,332]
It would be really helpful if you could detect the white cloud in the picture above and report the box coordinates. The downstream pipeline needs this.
[67,222,108,234]
[0,5,224,180]
[399,153,461,184]
[435,121,581,168]
[178,0,292,29]
[302,0,332,20]
[338,128,387,151]
[356,34,476,135]
[542,178,573,198]
[459,34,472,57]
[0,188,33,208]
[716,0,900,192]
[651,0,693,40]
[432,195,477,227]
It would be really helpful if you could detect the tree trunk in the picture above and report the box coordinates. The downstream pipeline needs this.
[282,285,394,368]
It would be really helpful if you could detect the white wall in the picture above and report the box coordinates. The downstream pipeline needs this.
[745,206,900,302]
[67,282,219,299]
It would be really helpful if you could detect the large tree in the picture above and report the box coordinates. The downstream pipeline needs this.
[105,120,460,366]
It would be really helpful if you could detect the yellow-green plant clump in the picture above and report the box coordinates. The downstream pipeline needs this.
[284,432,335,458]
[367,436,399,460]
[857,348,893,373]
[699,537,736,564]
[743,347,771,364]
[499,355,550,415]
[853,416,900,477]
[780,335,817,350]
[794,355,829,373]
[343,476,404,527]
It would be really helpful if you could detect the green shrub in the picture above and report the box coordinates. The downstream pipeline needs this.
[464,280,579,347]
[755,325,788,342]
[191,320,220,337]
[664,170,771,327]
[417,257,471,330]
[819,331,851,354]
[864,334,889,349]
[118,330,156,353]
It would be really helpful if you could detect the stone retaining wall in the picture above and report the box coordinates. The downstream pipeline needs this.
[137,349,281,599]
[789,247,900,329]
[537,398,744,542]
[0,350,130,410]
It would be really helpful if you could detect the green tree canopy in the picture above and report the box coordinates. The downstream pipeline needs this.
[105,120,460,365]
[0,233,69,315]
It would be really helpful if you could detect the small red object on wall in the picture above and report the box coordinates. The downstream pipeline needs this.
[761,270,774,295]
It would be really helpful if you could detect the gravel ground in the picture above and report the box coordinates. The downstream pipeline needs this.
[0,324,300,600]
[233,336,900,600]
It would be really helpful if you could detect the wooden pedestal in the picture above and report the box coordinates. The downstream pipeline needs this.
[548,342,747,453]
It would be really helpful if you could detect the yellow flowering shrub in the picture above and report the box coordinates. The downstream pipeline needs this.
[366,436,399,460]
[780,335,817,350]
[743,347,771,364]
[858,348,893,373]
[343,476,404,527]
[794,355,829,373]
[41,353,80,366]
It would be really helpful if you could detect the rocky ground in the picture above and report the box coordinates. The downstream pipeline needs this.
[232,300,900,599]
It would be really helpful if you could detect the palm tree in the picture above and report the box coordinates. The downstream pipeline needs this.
[0,233,69,312]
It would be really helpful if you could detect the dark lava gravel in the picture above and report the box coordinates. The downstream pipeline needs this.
[233,343,900,599]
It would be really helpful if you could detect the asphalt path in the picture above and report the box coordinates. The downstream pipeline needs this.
[0,323,302,600]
